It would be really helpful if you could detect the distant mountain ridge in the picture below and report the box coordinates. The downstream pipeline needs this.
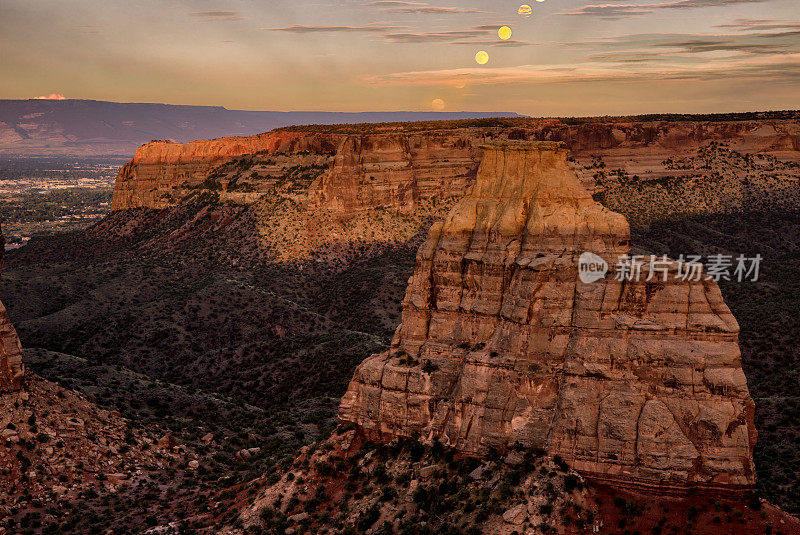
[0,99,522,157]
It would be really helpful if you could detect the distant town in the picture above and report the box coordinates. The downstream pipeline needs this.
[0,157,127,249]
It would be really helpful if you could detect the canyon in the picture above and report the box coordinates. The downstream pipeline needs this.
[3,114,799,532]
[110,115,800,269]
[0,228,187,534]
[227,134,798,534]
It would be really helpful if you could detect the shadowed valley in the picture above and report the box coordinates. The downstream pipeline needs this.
[1,115,799,534]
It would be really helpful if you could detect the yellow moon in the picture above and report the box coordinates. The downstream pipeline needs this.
[518,4,532,17]
[475,50,489,65]
[498,26,512,40]
[431,98,445,111]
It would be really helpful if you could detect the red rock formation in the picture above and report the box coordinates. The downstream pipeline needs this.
[543,120,799,153]
[306,131,488,213]
[111,118,800,214]
[111,128,501,212]
[111,131,341,210]
[339,141,756,492]
[0,226,24,393]
[0,374,172,514]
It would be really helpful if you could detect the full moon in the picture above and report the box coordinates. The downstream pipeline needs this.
[475,50,489,65]
[498,26,512,40]
[518,4,532,17]
[431,98,445,111]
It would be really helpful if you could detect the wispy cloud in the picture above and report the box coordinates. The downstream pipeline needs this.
[661,0,772,8]
[75,25,103,34]
[583,29,800,56]
[589,51,668,63]
[262,24,528,46]
[381,30,490,42]
[454,39,533,47]
[652,38,790,54]
[362,1,488,14]
[559,0,774,19]
[262,24,405,33]
[361,53,800,87]
[558,4,655,19]
[379,26,532,45]
[716,18,800,31]
[191,11,244,21]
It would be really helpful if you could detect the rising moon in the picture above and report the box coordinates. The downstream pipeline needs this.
[518,4,532,17]
[475,50,489,65]
[431,99,445,111]
[498,26,512,40]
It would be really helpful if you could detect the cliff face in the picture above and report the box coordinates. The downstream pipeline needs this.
[111,118,800,214]
[0,227,24,393]
[339,142,756,491]
[306,130,488,213]
[545,120,800,152]
[0,301,24,393]
[112,128,500,212]
[111,131,341,210]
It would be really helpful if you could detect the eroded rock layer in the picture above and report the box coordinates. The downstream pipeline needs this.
[112,128,502,212]
[111,131,339,210]
[306,131,484,213]
[0,228,24,392]
[339,141,757,491]
[111,118,800,214]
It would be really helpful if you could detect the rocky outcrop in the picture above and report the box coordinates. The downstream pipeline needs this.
[339,141,757,491]
[112,128,501,212]
[111,131,340,210]
[544,119,800,153]
[0,227,24,393]
[0,301,24,393]
[235,431,599,535]
[0,374,171,518]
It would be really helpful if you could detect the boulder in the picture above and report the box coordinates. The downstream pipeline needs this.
[419,465,437,478]
[502,504,527,525]
[157,433,177,450]
[288,512,309,524]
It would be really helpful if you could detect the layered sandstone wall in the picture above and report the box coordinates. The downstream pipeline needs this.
[544,119,799,153]
[0,227,24,393]
[339,141,757,491]
[111,119,799,213]
[306,130,493,213]
[111,131,341,210]
[112,128,503,212]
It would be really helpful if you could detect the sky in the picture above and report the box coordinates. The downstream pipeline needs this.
[1,0,799,116]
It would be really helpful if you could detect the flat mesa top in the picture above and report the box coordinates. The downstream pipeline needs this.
[481,140,566,151]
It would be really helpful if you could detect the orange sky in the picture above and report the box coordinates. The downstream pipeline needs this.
[1,0,799,115]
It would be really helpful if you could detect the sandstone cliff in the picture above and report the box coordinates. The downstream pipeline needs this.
[111,130,342,210]
[111,118,800,222]
[112,128,500,212]
[0,226,24,393]
[306,130,489,213]
[339,141,757,492]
